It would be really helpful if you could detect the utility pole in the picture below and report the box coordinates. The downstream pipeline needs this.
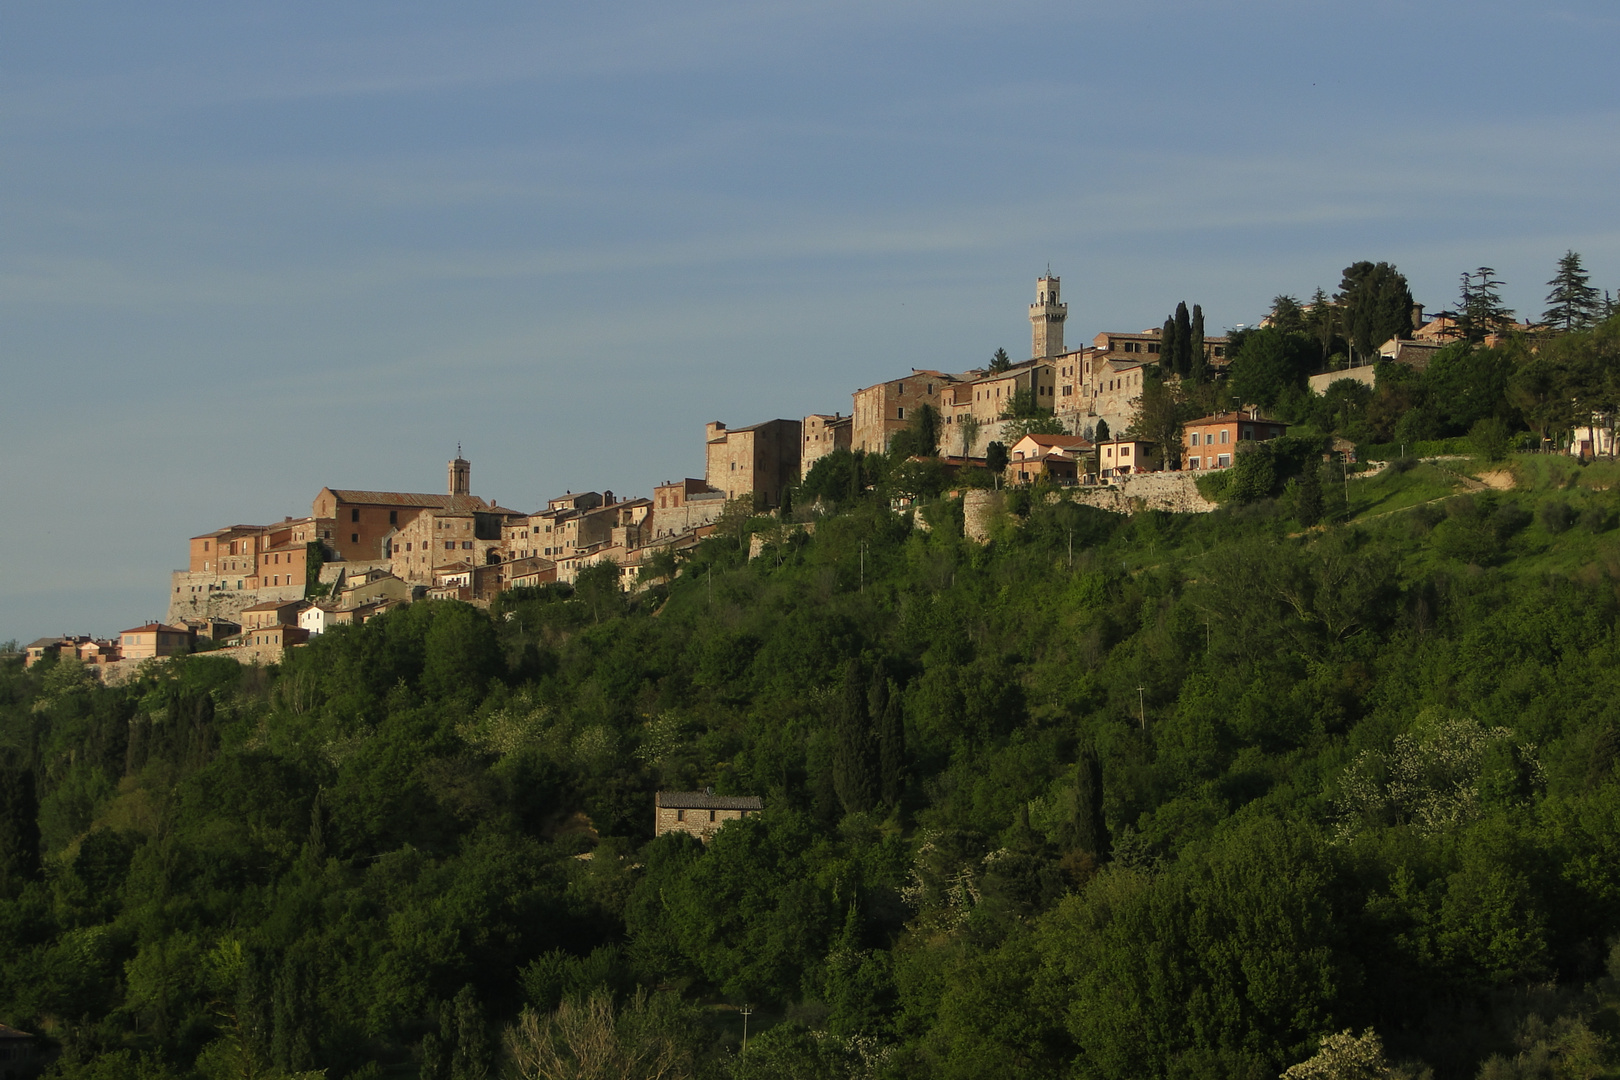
[1137,685,1146,731]
[740,1003,755,1056]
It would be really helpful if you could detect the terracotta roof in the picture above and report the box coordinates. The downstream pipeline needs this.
[0,1023,33,1040]
[326,489,489,511]
[1020,434,1092,449]
[241,600,302,612]
[120,623,190,635]
[193,524,268,540]
[1184,411,1284,427]
[656,791,764,810]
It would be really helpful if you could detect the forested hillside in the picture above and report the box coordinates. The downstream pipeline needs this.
[7,438,1620,1080]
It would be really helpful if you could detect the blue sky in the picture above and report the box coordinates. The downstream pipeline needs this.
[4,1,1618,643]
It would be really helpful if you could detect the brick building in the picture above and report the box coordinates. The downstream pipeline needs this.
[1182,409,1287,471]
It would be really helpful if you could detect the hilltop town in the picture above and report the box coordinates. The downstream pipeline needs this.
[21,269,1548,674]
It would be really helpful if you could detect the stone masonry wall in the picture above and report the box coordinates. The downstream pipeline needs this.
[1068,472,1217,515]
[167,571,305,626]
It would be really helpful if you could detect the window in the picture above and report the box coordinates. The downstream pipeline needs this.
[709,810,717,822]
[406,542,412,551]
[1062,385,1073,396]
[1217,454,1231,467]
[1243,426,1254,440]
[897,382,904,393]
[1190,432,1200,446]
[445,541,455,550]
[897,406,905,420]
[676,809,685,822]
[1190,457,1201,470]
[462,541,473,550]
[927,383,934,393]
[1148,343,1160,354]
[351,533,359,543]
[1219,430,1229,444]
[389,510,397,525]
[1121,446,1131,457]
[351,509,359,522]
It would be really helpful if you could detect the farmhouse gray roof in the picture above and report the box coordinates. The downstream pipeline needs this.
[655,791,764,811]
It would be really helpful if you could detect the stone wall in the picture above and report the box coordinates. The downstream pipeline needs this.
[167,571,305,626]
[1068,472,1217,515]
[963,489,1004,542]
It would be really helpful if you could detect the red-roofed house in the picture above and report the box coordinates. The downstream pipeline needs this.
[1182,409,1287,471]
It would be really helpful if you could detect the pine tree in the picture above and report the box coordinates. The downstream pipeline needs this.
[1338,261,1414,360]
[1094,418,1111,444]
[1457,266,1514,343]
[1305,287,1336,366]
[988,347,1012,374]
[1543,250,1602,333]
[1072,748,1110,862]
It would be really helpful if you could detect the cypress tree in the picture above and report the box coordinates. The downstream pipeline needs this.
[1174,302,1193,377]
[1296,460,1323,527]
[1160,317,1180,377]
[1073,748,1110,863]
[0,753,41,898]
[877,675,906,809]
[1189,303,1207,384]
[833,660,879,815]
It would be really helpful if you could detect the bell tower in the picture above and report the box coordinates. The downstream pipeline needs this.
[448,446,471,497]
[1029,274,1067,359]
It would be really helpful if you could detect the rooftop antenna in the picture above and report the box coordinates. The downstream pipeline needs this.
[457,442,462,457]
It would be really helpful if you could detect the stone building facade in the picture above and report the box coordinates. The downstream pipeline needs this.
[704,419,801,507]
[800,413,853,477]
[654,790,764,840]
[851,374,953,454]
[1030,274,1068,359]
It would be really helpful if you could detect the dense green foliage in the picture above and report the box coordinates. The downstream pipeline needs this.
[8,450,1620,1079]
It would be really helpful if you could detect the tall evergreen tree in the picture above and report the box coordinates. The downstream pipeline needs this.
[875,672,906,809]
[1268,295,1306,334]
[988,347,1012,374]
[1456,266,1514,343]
[1174,302,1193,377]
[833,660,879,815]
[1543,250,1602,333]
[1160,316,1180,377]
[1072,748,1110,863]
[0,753,40,898]
[1296,461,1323,527]
[1338,261,1415,360]
[1305,286,1337,366]
[1189,304,1207,384]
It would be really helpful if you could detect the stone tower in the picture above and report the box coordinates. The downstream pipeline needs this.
[1029,274,1067,359]
[448,447,470,497]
